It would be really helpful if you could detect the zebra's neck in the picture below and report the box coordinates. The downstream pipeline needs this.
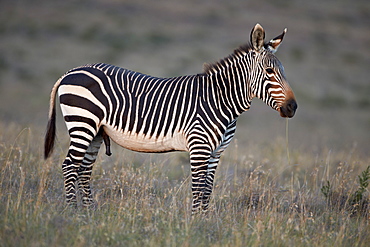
[201,49,253,118]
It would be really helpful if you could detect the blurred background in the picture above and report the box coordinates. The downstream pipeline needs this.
[0,0,369,157]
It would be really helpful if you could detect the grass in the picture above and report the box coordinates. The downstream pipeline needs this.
[0,122,369,247]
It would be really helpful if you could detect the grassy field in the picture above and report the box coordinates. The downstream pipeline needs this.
[0,0,369,246]
[0,122,369,246]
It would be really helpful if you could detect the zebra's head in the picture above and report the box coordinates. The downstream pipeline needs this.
[249,23,297,118]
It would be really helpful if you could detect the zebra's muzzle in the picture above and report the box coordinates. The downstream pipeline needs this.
[279,98,297,118]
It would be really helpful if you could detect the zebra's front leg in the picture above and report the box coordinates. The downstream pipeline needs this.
[77,134,103,207]
[200,155,221,212]
[189,145,212,214]
[196,120,237,212]
[191,165,208,213]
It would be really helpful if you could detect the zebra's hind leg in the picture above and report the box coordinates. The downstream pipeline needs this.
[62,147,88,207]
[77,132,104,207]
[63,126,98,207]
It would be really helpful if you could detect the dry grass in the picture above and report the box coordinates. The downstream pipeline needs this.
[0,122,369,247]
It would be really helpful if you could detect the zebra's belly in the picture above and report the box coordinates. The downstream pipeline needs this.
[103,126,188,153]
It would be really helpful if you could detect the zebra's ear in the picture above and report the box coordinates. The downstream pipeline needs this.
[266,28,287,54]
[250,23,265,51]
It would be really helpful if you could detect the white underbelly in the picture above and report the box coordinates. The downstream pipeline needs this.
[103,126,188,153]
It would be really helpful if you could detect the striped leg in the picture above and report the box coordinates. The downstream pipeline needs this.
[77,133,103,207]
[200,155,220,212]
[196,120,237,212]
[62,149,86,207]
[63,127,96,207]
[189,143,212,214]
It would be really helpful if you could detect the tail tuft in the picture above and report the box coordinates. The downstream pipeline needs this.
[44,108,56,159]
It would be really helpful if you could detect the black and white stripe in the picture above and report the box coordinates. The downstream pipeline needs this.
[44,23,297,213]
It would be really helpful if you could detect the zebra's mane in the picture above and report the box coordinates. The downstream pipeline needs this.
[203,43,253,75]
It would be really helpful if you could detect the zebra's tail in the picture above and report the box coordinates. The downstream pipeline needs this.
[44,77,62,159]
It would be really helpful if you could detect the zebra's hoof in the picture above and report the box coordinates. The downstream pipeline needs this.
[82,200,97,210]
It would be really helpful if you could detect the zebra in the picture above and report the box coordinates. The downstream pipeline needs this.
[44,23,297,213]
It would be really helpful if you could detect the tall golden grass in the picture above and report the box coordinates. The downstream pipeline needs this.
[0,121,369,246]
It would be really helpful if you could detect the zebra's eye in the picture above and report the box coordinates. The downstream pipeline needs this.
[266,68,274,74]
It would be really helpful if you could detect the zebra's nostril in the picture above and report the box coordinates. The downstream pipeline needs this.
[280,99,297,118]
[286,99,297,112]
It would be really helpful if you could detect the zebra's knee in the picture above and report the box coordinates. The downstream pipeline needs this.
[62,159,79,181]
